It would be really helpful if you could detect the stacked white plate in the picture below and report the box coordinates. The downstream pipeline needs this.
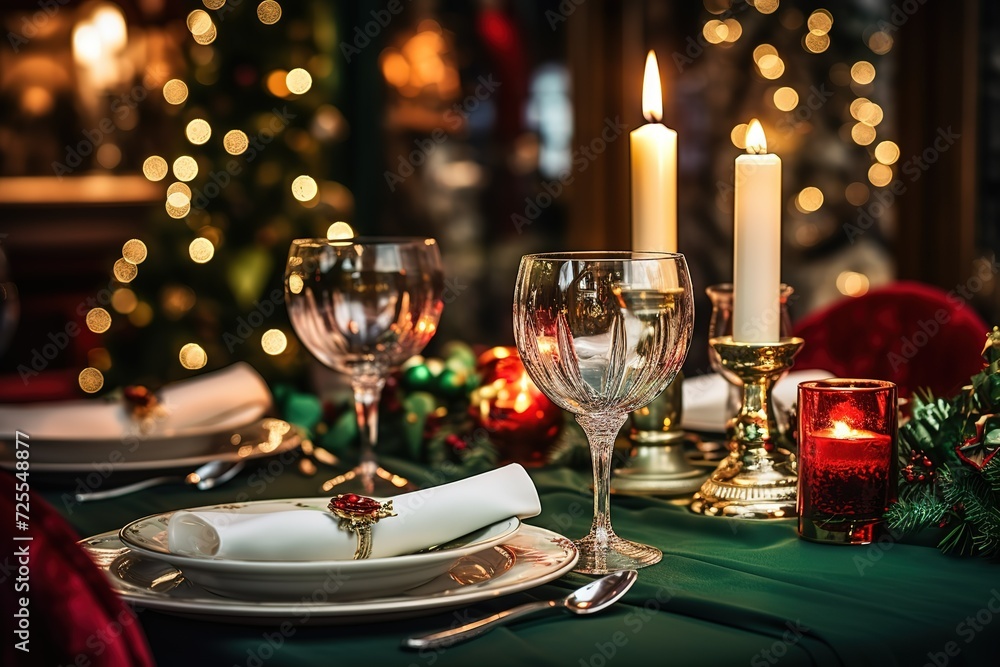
[80,498,579,624]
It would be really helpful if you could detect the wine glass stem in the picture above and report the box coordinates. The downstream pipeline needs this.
[576,412,628,549]
[352,376,386,489]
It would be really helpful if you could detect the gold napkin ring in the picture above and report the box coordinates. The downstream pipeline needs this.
[327,494,397,560]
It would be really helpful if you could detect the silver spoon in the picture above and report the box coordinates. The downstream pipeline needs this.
[74,459,245,502]
[403,569,639,650]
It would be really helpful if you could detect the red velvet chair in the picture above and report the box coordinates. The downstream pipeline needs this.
[0,472,155,667]
[792,281,990,398]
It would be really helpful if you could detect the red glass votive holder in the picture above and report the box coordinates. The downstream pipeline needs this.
[797,379,898,545]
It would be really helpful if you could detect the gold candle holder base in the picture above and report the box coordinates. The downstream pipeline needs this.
[613,372,709,496]
[689,336,803,519]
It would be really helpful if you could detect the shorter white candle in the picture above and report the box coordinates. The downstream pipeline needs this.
[733,119,781,343]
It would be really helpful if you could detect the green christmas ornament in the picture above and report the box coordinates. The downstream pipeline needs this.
[403,363,434,391]
[442,341,477,371]
[437,368,468,399]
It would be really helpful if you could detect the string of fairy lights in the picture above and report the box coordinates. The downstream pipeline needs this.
[76,0,341,394]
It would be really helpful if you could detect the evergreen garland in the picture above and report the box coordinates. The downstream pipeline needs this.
[886,327,1000,558]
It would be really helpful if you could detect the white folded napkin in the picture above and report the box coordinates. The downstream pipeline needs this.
[0,363,271,440]
[167,464,541,561]
[682,369,833,432]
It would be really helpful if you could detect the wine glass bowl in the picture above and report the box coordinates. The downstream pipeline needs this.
[285,237,444,494]
[514,251,694,574]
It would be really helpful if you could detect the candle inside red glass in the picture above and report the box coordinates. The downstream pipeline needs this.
[797,379,897,545]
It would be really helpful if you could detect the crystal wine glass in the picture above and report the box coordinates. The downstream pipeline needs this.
[285,237,444,495]
[514,252,694,573]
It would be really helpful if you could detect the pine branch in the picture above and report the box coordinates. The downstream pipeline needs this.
[884,490,948,534]
[943,470,1000,558]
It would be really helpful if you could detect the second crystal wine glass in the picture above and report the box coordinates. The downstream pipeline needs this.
[514,252,694,573]
[285,237,444,494]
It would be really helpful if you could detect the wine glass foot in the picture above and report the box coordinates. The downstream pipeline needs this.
[572,531,662,575]
[319,465,417,496]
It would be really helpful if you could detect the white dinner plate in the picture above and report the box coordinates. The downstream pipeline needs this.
[82,525,578,624]
[118,499,522,600]
[0,418,302,474]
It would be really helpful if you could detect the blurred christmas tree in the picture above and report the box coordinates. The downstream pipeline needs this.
[101,0,352,389]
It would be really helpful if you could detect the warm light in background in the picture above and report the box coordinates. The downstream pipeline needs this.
[806,9,833,34]
[162,79,189,105]
[757,54,785,79]
[185,119,212,145]
[86,308,112,333]
[327,221,354,240]
[291,175,318,201]
[703,20,728,45]
[796,187,824,213]
[257,0,282,25]
[78,368,104,393]
[803,31,830,54]
[173,156,199,181]
[731,123,749,149]
[773,86,798,111]
[179,343,208,370]
[261,329,288,355]
[846,182,870,206]
[753,44,777,63]
[113,258,138,283]
[224,130,249,155]
[641,51,662,122]
[122,239,147,265]
[189,238,215,263]
[868,163,893,187]
[286,68,312,95]
[836,271,871,297]
[112,288,138,314]
[875,140,900,165]
[755,0,779,15]
[851,61,876,85]
[851,122,876,146]
[142,156,168,181]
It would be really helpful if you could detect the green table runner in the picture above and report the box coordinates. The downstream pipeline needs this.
[45,460,1000,667]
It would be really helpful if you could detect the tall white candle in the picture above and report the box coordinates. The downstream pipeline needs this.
[630,51,677,253]
[733,119,781,343]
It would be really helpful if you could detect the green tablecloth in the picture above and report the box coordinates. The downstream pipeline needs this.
[45,460,1000,667]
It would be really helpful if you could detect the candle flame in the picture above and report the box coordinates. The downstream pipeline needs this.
[832,421,852,438]
[641,51,662,123]
[745,118,767,154]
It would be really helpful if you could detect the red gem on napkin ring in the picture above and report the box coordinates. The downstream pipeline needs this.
[327,494,397,560]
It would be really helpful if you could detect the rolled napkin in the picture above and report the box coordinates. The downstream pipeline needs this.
[167,464,541,560]
[682,368,833,432]
[0,363,270,440]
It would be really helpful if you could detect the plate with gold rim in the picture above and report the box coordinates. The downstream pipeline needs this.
[80,525,578,624]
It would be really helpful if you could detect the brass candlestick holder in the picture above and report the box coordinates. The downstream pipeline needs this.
[689,336,803,518]
[612,372,709,496]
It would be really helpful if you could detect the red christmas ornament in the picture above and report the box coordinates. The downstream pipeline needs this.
[469,347,562,467]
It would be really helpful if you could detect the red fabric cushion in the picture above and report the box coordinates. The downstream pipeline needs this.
[0,471,154,667]
[792,281,989,398]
